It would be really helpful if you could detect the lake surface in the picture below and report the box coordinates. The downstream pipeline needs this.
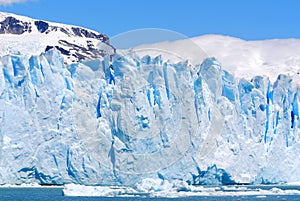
[1,187,300,201]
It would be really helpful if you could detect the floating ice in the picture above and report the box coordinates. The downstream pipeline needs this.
[63,179,300,197]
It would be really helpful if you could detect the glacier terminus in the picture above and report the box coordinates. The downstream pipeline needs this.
[0,48,300,186]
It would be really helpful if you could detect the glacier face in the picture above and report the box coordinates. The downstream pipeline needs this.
[0,48,299,185]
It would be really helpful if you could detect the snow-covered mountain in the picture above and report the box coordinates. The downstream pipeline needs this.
[133,34,300,83]
[0,12,300,186]
[0,12,115,64]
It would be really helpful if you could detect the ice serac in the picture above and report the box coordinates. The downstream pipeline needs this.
[0,48,300,186]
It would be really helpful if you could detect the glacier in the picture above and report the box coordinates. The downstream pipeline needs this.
[0,48,300,186]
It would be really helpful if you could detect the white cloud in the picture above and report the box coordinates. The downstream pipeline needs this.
[0,0,30,6]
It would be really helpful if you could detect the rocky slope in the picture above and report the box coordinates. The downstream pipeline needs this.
[0,12,115,64]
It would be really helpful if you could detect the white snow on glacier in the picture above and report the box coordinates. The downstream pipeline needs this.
[0,45,300,186]
[133,34,300,83]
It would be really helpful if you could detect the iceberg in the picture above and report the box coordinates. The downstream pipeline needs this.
[0,47,300,186]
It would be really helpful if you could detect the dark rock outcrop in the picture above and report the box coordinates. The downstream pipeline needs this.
[0,16,31,34]
[34,20,49,33]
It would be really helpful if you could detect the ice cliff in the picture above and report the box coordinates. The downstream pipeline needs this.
[0,48,299,185]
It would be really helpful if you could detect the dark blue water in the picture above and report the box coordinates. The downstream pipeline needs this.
[0,188,300,201]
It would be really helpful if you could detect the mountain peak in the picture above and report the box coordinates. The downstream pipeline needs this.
[0,12,115,64]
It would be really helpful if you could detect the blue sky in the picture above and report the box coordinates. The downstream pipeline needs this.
[0,0,300,41]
